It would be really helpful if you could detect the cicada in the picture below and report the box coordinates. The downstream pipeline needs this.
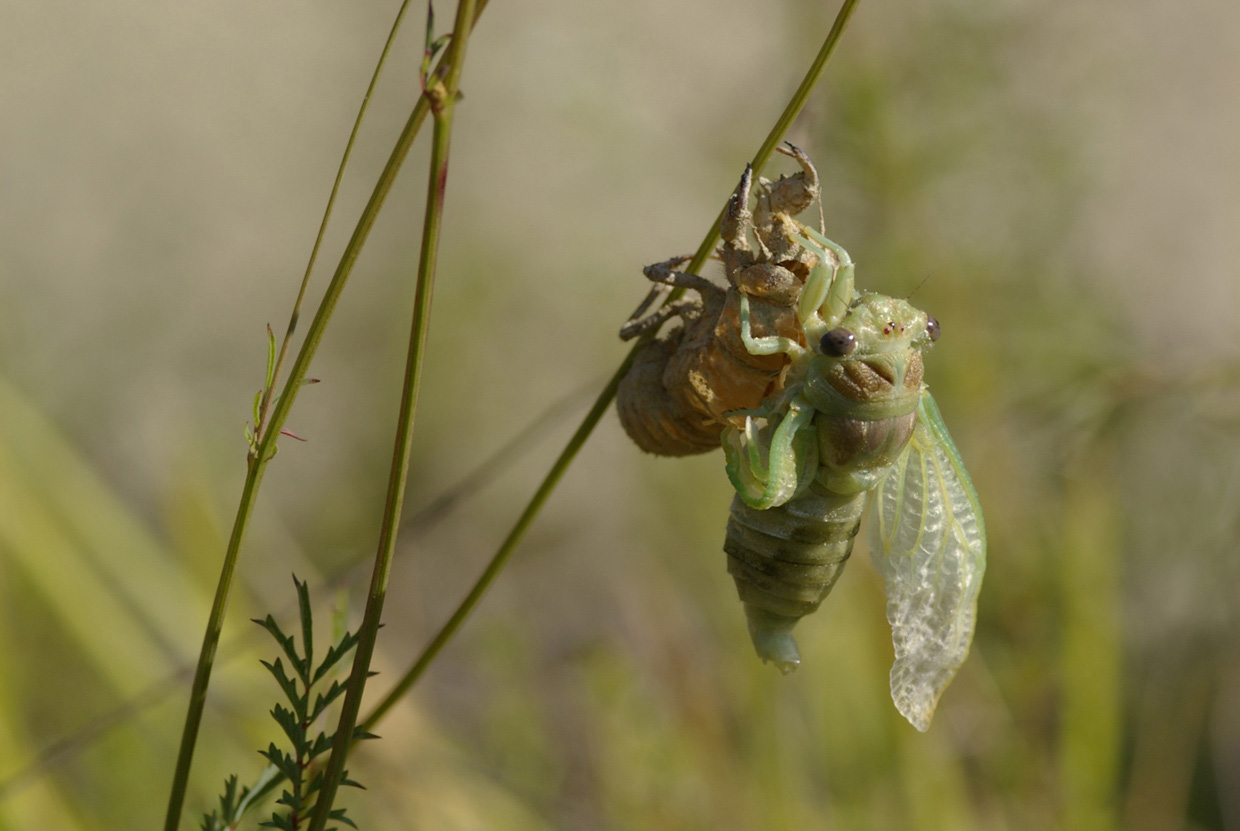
[721,227,986,731]
[615,143,825,456]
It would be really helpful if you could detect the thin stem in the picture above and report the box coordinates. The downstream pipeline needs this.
[161,3,493,826]
[362,356,633,729]
[362,0,864,731]
[253,0,420,451]
[305,1,478,828]
[682,0,862,282]
[161,461,265,831]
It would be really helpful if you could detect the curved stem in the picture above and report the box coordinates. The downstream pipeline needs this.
[362,355,633,729]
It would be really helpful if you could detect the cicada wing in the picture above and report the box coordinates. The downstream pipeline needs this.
[868,391,986,731]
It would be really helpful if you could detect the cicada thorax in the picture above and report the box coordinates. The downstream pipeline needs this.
[685,262,807,420]
[617,271,807,456]
[810,349,924,486]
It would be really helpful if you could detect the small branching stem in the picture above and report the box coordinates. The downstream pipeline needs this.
[253,0,422,452]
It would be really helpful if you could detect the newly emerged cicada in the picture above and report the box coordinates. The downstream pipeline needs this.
[616,147,984,729]
[616,144,824,455]
[722,227,986,731]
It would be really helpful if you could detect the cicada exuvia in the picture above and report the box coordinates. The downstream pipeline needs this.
[615,143,826,455]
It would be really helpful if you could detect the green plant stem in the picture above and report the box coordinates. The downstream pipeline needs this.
[162,461,266,831]
[253,0,420,450]
[305,1,478,827]
[361,0,863,732]
[161,3,493,827]
[361,356,634,729]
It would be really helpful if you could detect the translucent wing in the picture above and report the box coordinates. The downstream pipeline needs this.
[868,391,986,731]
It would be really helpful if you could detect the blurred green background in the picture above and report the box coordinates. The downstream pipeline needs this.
[1,0,1238,828]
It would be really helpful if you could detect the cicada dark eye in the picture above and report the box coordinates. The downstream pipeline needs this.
[820,328,857,357]
[926,315,941,342]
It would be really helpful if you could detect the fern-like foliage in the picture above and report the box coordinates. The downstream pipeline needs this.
[201,576,372,831]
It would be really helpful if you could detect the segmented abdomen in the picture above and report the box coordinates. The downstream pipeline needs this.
[724,479,867,670]
[725,480,866,615]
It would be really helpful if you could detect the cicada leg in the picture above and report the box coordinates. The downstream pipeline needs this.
[619,255,722,341]
[640,255,720,295]
[619,293,701,341]
[763,141,821,218]
[720,165,756,254]
[792,225,857,341]
[750,143,821,265]
[737,293,804,357]
[722,396,817,510]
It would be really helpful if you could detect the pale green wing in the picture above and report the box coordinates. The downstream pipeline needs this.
[868,391,986,731]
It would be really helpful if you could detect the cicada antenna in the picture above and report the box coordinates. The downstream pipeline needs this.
[906,272,934,300]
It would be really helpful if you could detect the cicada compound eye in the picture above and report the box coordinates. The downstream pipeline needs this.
[926,315,941,343]
[820,328,857,357]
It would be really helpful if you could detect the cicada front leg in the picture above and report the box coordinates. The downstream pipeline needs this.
[736,292,805,358]
[722,395,818,510]
[618,255,722,341]
[753,143,823,230]
[791,225,857,342]
[752,142,822,268]
[763,142,821,217]
[719,165,758,263]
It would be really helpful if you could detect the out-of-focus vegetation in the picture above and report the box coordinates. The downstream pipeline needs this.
[1,0,1237,829]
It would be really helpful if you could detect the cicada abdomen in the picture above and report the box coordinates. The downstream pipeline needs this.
[615,143,822,456]
[616,290,731,455]
[724,481,866,671]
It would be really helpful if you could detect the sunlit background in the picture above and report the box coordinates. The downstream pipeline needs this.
[1,0,1238,828]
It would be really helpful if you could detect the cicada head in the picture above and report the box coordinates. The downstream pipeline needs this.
[800,294,938,492]
[803,294,935,409]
